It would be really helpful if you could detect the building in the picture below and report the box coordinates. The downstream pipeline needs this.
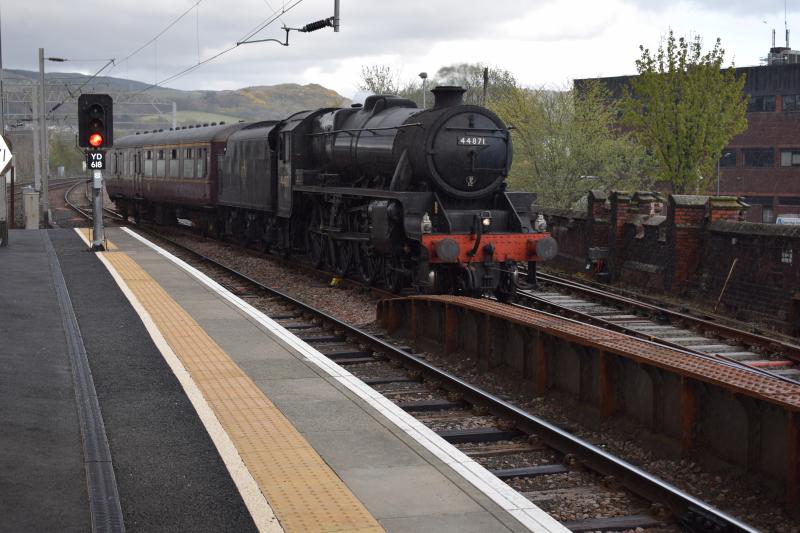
[718,62,800,223]
[579,56,800,223]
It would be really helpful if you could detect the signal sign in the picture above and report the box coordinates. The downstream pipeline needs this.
[78,94,113,149]
[86,151,105,170]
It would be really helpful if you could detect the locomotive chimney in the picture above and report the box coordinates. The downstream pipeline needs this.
[432,86,466,108]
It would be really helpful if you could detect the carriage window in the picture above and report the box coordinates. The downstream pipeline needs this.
[156,149,166,177]
[168,147,179,177]
[197,148,207,178]
[183,148,195,178]
[144,150,153,176]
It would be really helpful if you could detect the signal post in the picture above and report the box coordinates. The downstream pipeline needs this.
[78,94,113,251]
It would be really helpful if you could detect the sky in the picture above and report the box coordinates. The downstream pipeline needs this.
[2,0,797,99]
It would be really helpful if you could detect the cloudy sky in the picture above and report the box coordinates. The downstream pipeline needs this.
[3,0,797,98]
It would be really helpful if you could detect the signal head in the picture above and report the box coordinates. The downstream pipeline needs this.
[78,94,114,149]
[88,132,104,148]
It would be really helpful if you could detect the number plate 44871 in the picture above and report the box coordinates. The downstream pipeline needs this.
[457,136,487,146]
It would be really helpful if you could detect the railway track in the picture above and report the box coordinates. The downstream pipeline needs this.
[6,177,85,224]
[136,227,757,533]
[516,272,800,384]
[64,179,125,222]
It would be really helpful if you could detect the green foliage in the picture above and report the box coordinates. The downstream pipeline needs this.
[48,133,84,176]
[621,31,748,193]
[491,81,656,207]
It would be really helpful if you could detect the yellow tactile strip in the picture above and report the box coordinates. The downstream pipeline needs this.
[77,227,118,250]
[102,250,384,533]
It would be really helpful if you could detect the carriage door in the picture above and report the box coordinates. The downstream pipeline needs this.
[134,150,143,197]
[277,132,292,217]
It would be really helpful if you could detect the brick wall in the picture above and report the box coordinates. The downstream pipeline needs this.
[702,222,800,334]
[534,206,588,272]
[618,192,669,290]
[668,195,708,293]
[537,191,800,334]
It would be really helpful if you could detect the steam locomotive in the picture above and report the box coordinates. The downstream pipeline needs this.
[106,85,557,297]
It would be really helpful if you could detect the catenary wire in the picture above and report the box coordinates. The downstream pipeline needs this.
[131,0,304,95]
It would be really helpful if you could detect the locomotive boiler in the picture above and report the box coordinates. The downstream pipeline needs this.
[106,85,557,297]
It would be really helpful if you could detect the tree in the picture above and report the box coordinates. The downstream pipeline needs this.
[621,31,748,193]
[491,81,656,207]
[358,65,400,95]
[48,132,84,176]
[436,63,517,106]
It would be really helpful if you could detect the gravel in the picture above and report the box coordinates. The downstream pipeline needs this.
[158,230,379,325]
[418,349,800,532]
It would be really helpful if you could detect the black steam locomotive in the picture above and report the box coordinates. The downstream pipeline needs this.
[106,85,557,297]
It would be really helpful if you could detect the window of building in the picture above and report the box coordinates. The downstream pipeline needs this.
[719,149,737,167]
[744,196,773,206]
[743,148,774,167]
[781,149,800,167]
[779,197,800,206]
[763,206,774,223]
[782,246,793,264]
[748,95,776,112]
[783,94,800,112]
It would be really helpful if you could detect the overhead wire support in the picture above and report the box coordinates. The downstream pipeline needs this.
[132,0,306,94]
[236,17,334,47]
[48,58,116,114]
[133,0,340,94]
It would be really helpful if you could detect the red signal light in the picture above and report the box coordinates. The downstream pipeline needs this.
[88,132,104,148]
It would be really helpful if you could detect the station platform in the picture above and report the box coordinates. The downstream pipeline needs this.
[0,228,566,533]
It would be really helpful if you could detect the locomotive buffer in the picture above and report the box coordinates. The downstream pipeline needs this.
[78,94,113,251]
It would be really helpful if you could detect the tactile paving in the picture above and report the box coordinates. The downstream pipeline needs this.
[77,227,118,250]
[102,250,384,533]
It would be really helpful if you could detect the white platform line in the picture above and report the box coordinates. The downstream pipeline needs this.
[120,226,569,533]
[76,229,284,533]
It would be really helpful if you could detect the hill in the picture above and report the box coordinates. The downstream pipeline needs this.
[1,69,351,132]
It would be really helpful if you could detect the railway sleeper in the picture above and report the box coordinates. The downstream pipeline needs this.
[361,376,418,385]
[436,427,521,444]
[397,399,465,412]
[560,514,665,532]
[490,464,570,480]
